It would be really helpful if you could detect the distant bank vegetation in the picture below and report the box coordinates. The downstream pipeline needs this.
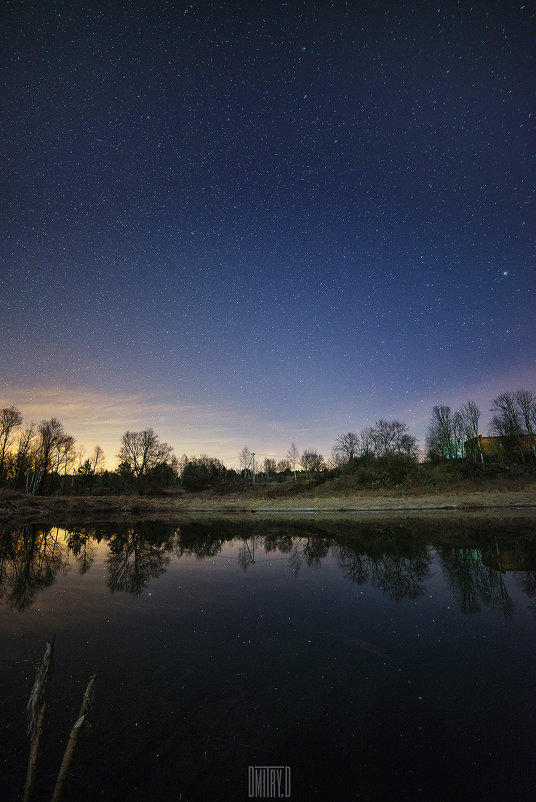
[0,389,535,497]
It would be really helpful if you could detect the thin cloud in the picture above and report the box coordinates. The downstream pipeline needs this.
[1,386,331,468]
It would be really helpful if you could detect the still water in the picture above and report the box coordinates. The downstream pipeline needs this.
[1,515,536,801]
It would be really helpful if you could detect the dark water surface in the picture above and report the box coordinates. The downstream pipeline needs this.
[1,515,536,801]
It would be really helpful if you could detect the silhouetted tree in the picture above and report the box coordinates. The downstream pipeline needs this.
[358,427,375,463]
[458,400,483,464]
[32,418,68,494]
[490,391,530,464]
[117,429,173,490]
[11,423,36,489]
[490,392,523,437]
[239,445,252,478]
[0,405,22,483]
[287,442,300,481]
[515,388,536,460]
[426,406,464,461]
[334,432,359,462]
[370,419,418,462]
[182,456,226,490]
[263,457,276,479]
[301,449,324,476]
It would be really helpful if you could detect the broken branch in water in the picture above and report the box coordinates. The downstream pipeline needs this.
[51,674,96,802]
[23,637,55,802]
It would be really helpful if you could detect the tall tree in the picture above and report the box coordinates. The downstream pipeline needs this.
[489,392,523,437]
[263,457,276,479]
[0,406,23,482]
[33,418,66,494]
[327,449,346,469]
[239,445,252,477]
[489,391,525,464]
[515,388,536,460]
[459,400,483,465]
[117,429,173,489]
[286,442,300,481]
[333,432,359,463]
[426,406,462,460]
[54,434,77,494]
[358,427,375,463]
[301,449,324,477]
[371,420,418,461]
[12,423,36,489]
[91,445,105,473]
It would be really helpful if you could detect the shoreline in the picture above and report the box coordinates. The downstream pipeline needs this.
[1,487,535,523]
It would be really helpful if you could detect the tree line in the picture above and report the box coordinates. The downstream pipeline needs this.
[0,387,534,495]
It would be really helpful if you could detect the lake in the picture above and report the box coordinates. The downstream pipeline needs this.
[1,514,536,801]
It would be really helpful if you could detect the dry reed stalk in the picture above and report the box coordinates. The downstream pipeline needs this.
[50,674,96,802]
[22,637,55,802]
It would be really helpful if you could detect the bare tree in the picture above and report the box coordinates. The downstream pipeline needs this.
[33,418,66,494]
[459,400,483,465]
[12,423,36,488]
[54,434,77,494]
[358,427,375,463]
[333,432,359,463]
[426,406,463,460]
[515,388,536,460]
[371,420,418,461]
[327,449,346,469]
[117,429,173,489]
[239,445,252,478]
[0,406,23,482]
[459,400,480,439]
[91,445,105,473]
[490,391,525,463]
[75,444,105,495]
[489,392,523,437]
[263,457,276,479]
[301,449,325,477]
[286,442,300,481]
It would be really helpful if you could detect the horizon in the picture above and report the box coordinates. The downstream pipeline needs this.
[3,378,534,471]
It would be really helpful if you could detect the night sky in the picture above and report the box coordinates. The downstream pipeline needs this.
[2,0,534,466]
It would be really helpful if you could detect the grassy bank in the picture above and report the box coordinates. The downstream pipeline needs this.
[1,474,535,523]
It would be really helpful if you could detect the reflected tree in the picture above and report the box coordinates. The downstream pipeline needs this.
[64,527,97,574]
[106,527,175,593]
[372,552,431,601]
[302,537,331,567]
[174,525,226,559]
[0,526,69,611]
[516,571,536,598]
[440,547,514,619]
[238,536,256,571]
[336,550,373,586]
[336,541,432,601]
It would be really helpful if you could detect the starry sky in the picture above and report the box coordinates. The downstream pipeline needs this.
[1,0,534,467]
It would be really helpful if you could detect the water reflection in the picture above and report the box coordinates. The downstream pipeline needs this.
[1,518,536,615]
[237,535,257,570]
[335,544,431,600]
[64,526,96,575]
[439,546,514,618]
[0,525,69,611]
[107,524,176,594]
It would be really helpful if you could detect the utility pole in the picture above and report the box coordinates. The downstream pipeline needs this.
[251,452,255,483]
